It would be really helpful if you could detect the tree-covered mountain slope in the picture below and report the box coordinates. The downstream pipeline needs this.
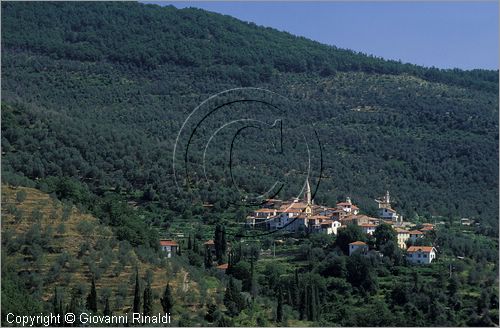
[1,1,498,233]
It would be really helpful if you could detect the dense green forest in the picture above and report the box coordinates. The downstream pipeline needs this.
[1,1,499,327]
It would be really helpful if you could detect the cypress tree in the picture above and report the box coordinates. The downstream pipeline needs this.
[214,225,222,264]
[314,284,321,321]
[236,243,242,263]
[224,278,235,316]
[161,283,174,315]
[103,297,112,316]
[68,287,84,326]
[306,284,312,321]
[276,286,283,323]
[193,238,199,253]
[287,284,292,305]
[188,235,192,250]
[294,269,300,308]
[224,277,245,317]
[299,285,307,320]
[204,248,212,269]
[143,281,153,316]
[53,287,66,319]
[221,226,227,258]
[133,268,141,313]
[250,257,257,299]
[52,287,61,316]
[86,276,97,312]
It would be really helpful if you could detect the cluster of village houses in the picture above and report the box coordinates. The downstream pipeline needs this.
[159,181,439,265]
[244,181,437,264]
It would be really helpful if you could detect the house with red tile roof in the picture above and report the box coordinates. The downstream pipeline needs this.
[216,263,229,271]
[359,223,377,235]
[159,240,178,258]
[406,246,437,264]
[336,197,360,215]
[420,224,434,233]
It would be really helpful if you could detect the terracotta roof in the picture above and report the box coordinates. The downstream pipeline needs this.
[349,241,367,246]
[352,215,372,220]
[216,263,229,270]
[204,240,215,245]
[420,226,434,231]
[336,202,352,206]
[407,246,435,253]
[280,202,307,212]
[408,230,424,235]
[395,228,410,234]
[255,208,276,213]
[159,240,178,247]
[359,223,377,228]
[351,205,360,210]
[422,223,434,227]
[312,215,329,220]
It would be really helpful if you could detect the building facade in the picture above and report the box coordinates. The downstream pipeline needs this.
[406,246,437,264]
[159,240,178,258]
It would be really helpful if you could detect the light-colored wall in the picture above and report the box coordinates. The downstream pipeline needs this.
[407,250,435,264]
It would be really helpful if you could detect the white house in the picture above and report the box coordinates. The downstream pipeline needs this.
[460,218,472,226]
[380,207,398,220]
[269,212,308,233]
[349,241,368,256]
[395,228,410,249]
[159,240,178,258]
[320,219,342,235]
[359,223,377,235]
[406,246,437,264]
[336,197,360,215]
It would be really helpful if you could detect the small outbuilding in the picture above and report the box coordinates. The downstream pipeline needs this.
[159,240,178,258]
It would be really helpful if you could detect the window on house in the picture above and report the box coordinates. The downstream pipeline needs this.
[423,254,427,258]
[418,254,421,258]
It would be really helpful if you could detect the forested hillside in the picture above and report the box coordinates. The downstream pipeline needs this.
[1,2,499,326]
[2,2,498,230]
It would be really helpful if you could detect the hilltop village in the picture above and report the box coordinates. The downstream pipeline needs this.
[244,180,438,264]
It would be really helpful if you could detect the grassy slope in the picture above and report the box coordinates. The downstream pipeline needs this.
[1,185,220,315]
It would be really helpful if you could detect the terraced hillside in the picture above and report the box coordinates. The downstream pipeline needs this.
[1,185,220,320]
